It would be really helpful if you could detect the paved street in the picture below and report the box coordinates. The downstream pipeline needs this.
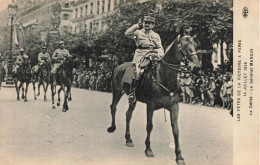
[0,84,232,165]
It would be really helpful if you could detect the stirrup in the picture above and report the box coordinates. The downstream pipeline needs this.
[128,91,136,104]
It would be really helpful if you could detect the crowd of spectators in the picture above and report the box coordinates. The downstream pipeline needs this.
[73,61,114,92]
[178,63,233,110]
[73,58,233,110]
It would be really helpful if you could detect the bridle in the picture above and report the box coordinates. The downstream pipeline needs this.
[151,35,198,97]
[159,35,197,73]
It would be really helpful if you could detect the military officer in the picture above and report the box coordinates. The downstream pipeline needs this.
[32,45,51,81]
[125,13,164,103]
[13,48,29,74]
[50,41,72,85]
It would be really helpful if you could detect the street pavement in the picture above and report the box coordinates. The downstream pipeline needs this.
[0,84,232,165]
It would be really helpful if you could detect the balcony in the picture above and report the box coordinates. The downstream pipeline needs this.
[71,14,95,23]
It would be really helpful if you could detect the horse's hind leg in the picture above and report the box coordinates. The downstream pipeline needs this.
[169,103,185,165]
[125,102,136,147]
[145,103,155,157]
[62,85,68,112]
[19,82,25,99]
[68,90,72,101]
[107,90,123,133]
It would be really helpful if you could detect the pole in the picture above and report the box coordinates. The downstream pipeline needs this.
[10,15,13,53]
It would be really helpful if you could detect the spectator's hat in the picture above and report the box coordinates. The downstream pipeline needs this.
[19,48,24,52]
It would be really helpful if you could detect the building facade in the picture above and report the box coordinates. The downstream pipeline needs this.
[18,0,73,40]
[71,0,124,34]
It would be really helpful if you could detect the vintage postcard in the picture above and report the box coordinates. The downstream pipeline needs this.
[0,0,258,165]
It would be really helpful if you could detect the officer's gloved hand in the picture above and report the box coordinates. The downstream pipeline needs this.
[138,18,143,29]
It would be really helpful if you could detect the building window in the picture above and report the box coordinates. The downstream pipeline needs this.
[102,0,105,13]
[89,22,93,33]
[80,7,83,17]
[108,0,111,12]
[90,3,93,14]
[63,14,69,20]
[75,8,78,18]
[97,1,100,14]
[85,5,88,15]
[64,2,69,8]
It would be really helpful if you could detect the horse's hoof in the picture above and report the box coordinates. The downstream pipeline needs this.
[62,108,67,112]
[57,103,60,106]
[107,126,116,133]
[17,97,20,101]
[176,159,185,165]
[68,98,72,101]
[52,105,56,109]
[37,93,40,96]
[24,99,27,102]
[145,148,154,157]
[22,96,25,99]
[126,141,134,147]
[34,97,37,100]
[44,98,47,101]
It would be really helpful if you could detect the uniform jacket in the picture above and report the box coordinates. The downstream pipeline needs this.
[52,48,71,63]
[125,24,164,63]
[15,54,29,65]
[38,52,51,64]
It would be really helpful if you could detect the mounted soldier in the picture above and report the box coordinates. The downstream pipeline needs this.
[13,48,29,75]
[32,45,51,82]
[50,41,72,86]
[124,13,164,104]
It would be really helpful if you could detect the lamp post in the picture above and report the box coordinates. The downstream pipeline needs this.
[6,0,18,85]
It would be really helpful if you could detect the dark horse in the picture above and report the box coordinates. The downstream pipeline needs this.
[50,57,75,112]
[13,58,32,102]
[32,62,51,101]
[107,35,201,165]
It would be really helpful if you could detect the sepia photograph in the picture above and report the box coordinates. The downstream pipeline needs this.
[0,0,258,165]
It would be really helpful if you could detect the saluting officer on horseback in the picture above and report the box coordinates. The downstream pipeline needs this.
[50,41,72,86]
[125,13,164,104]
[32,45,51,82]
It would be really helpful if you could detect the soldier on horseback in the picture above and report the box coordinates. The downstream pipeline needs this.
[50,41,72,86]
[125,13,164,104]
[32,45,51,82]
[13,48,29,75]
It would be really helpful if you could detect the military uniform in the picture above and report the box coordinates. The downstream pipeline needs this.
[125,24,164,78]
[34,52,51,73]
[51,48,72,74]
[13,53,29,74]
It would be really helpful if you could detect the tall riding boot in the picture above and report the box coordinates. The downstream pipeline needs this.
[52,74,57,86]
[128,78,139,104]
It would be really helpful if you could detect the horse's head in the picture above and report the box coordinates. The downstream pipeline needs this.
[178,35,201,71]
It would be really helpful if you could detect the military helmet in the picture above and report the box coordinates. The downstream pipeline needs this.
[19,48,24,52]
[42,45,47,49]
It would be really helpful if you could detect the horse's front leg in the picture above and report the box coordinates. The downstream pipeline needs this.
[24,82,29,102]
[51,84,56,109]
[169,103,185,165]
[145,103,155,157]
[37,82,41,96]
[125,102,136,147]
[19,82,25,99]
[62,85,68,112]
[57,87,62,106]
[15,81,20,100]
[32,82,37,100]
[68,90,72,101]
[43,83,48,101]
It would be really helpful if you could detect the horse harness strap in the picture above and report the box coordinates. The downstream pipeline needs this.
[151,74,180,98]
